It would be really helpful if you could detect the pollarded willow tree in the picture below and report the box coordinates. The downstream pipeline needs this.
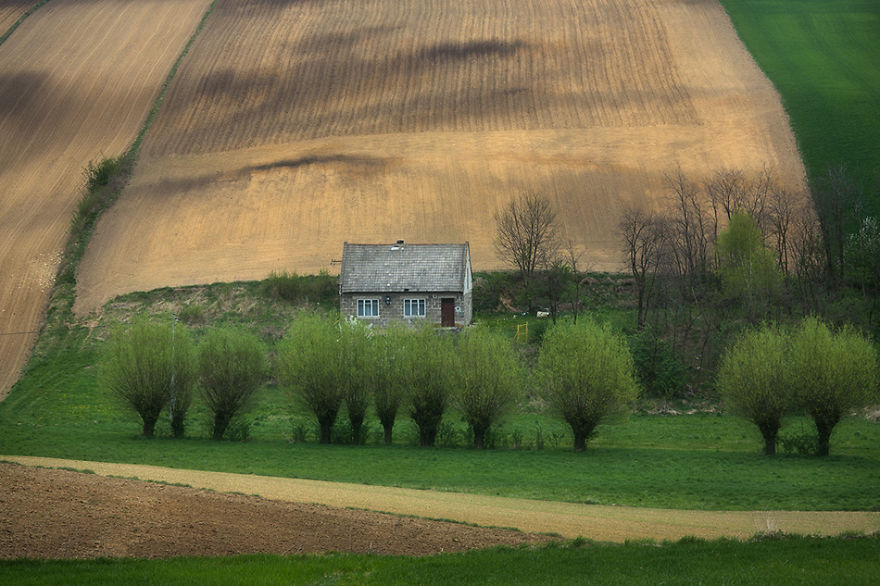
[716,325,789,455]
[538,319,640,451]
[400,325,455,447]
[197,326,266,441]
[788,317,879,456]
[337,318,374,445]
[275,313,343,444]
[454,327,523,449]
[100,314,196,438]
[374,322,408,445]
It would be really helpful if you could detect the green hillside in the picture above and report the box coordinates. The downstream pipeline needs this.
[720,0,880,207]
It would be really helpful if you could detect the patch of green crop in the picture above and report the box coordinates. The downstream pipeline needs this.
[720,0,880,210]
[2,535,878,585]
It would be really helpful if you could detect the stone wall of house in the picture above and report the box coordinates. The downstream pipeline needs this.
[341,291,472,328]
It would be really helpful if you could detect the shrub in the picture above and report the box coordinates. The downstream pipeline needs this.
[337,319,374,444]
[100,315,195,438]
[373,322,407,444]
[276,313,343,443]
[779,429,819,456]
[197,326,266,440]
[717,325,789,455]
[179,303,207,325]
[629,327,687,401]
[788,317,879,456]
[454,327,523,448]
[401,326,455,447]
[260,270,304,301]
[260,270,337,305]
[472,271,513,311]
[538,319,640,451]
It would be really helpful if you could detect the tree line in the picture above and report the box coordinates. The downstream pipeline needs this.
[493,166,880,399]
[101,313,638,452]
[102,310,876,456]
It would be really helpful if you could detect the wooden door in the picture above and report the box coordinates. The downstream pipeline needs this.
[441,298,455,327]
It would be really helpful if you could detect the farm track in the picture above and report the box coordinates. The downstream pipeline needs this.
[5,456,879,549]
[0,0,213,397]
[75,0,808,314]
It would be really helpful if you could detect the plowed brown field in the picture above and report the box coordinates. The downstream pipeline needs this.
[0,461,555,559]
[4,457,878,557]
[0,0,212,397]
[0,1,31,35]
[75,0,807,315]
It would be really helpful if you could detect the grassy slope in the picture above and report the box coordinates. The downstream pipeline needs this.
[719,0,880,203]
[2,536,879,585]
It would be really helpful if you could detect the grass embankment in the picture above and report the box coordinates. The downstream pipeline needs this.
[720,0,880,206]
[2,536,878,585]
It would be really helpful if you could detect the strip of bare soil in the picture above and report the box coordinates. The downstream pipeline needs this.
[3,456,878,559]
[0,461,554,560]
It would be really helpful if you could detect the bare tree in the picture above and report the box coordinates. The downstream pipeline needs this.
[620,206,665,329]
[564,239,586,323]
[705,168,747,239]
[766,184,799,274]
[790,206,827,312]
[544,256,570,324]
[495,192,559,310]
[665,169,712,296]
[813,164,862,287]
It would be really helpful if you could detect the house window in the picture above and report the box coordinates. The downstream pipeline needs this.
[357,299,380,318]
[404,298,426,318]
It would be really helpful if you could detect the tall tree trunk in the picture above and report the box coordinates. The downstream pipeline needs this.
[171,412,186,439]
[568,419,597,452]
[383,424,394,445]
[349,414,364,445]
[213,412,231,441]
[572,431,586,452]
[815,419,835,457]
[758,421,779,456]
[318,417,334,444]
[142,416,157,438]
[418,422,439,447]
[473,423,488,450]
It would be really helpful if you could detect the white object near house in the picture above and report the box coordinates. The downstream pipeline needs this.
[339,241,473,328]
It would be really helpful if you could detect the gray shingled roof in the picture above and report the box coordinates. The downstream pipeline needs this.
[340,242,470,293]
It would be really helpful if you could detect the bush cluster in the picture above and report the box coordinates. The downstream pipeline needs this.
[101,316,265,440]
[274,313,641,451]
[102,311,643,450]
[717,316,879,456]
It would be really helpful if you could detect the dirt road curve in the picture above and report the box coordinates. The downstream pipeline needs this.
[3,456,878,559]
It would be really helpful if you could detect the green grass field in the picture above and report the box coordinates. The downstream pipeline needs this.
[2,1,879,581]
[2,326,878,512]
[720,0,880,205]
[2,535,878,585]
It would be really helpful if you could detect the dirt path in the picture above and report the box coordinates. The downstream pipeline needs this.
[5,456,878,548]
